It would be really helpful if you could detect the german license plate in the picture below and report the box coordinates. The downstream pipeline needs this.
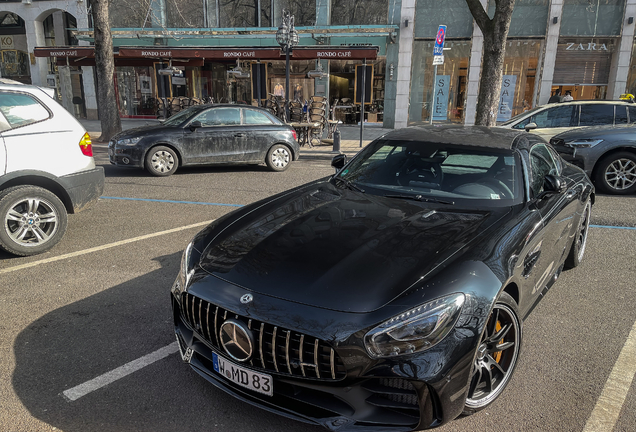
[212,352,273,396]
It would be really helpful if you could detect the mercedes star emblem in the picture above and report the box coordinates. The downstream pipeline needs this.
[240,294,253,304]
[219,319,254,362]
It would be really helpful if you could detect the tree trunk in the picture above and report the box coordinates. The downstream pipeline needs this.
[466,0,515,126]
[90,0,122,142]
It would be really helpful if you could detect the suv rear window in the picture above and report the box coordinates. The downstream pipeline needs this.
[0,92,50,128]
[579,104,614,126]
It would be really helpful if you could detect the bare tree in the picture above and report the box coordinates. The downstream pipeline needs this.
[89,0,122,141]
[465,0,516,126]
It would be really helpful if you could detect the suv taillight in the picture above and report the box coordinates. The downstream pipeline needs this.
[79,133,93,157]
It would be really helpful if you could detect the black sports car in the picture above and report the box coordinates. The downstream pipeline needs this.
[171,126,594,430]
[108,105,300,176]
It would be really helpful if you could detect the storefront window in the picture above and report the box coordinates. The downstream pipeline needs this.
[552,37,617,100]
[331,0,388,25]
[414,0,474,38]
[329,58,385,124]
[167,0,204,27]
[267,60,315,102]
[499,40,543,119]
[561,0,625,36]
[408,40,471,125]
[115,66,157,117]
[488,0,549,37]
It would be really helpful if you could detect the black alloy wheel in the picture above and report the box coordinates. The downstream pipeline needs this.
[464,292,521,414]
[0,185,68,256]
[146,145,179,176]
[565,200,591,269]
[594,152,636,195]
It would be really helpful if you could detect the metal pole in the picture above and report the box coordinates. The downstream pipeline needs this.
[285,47,290,122]
[359,61,366,148]
[430,64,437,125]
[256,60,261,107]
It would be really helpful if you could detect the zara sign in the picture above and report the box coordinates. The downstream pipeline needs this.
[565,42,610,51]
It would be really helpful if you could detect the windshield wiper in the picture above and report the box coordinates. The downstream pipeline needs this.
[384,194,454,205]
[334,177,365,193]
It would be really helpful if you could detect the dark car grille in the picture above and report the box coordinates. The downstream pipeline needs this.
[179,292,346,381]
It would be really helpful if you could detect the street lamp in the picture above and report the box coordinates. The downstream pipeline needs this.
[276,9,299,122]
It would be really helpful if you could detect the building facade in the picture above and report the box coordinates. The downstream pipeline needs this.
[2,0,636,129]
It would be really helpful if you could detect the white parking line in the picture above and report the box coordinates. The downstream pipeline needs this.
[0,220,214,275]
[583,319,636,432]
[62,342,179,401]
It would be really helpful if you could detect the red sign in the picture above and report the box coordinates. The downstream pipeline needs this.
[34,47,95,58]
[117,48,282,60]
[292,47,378,60]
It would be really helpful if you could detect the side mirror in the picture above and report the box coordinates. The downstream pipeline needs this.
[543,174,567,194]
[331,154,347,170]
[189,121,202,131]
[525,122,538,132]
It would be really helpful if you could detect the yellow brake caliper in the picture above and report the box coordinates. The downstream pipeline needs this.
[492,321,503,363]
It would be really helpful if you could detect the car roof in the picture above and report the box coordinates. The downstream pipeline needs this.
[381,125,528,150]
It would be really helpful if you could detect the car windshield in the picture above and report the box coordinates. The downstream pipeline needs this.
[500,106,544,126]
[337,139,522,205]
[161,106,200,127]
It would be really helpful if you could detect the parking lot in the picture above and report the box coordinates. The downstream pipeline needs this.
[1,145,635,432]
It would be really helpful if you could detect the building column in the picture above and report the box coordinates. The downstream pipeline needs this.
[53,11,74,114]
[608,0,636,99]
[24,20,48,87]
[464,0,487,126]
[393,0,414,129]
[537,0,564,105]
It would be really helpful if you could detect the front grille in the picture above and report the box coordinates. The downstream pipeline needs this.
[180,292,346,381]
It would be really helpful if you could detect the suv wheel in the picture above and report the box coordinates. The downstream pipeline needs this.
[595,152,636,195]
[0,186,68,256]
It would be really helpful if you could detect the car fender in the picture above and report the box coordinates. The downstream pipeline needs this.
[141,141,183,169]
[0,170,73,212]
[591,144,636,178]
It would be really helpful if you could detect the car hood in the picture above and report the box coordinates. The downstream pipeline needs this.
[112,124,174,140]
[553,124,636,141]
[198,181,510,313]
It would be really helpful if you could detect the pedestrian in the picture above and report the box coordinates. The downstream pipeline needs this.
[562,90,574,102]
[548,89,562,103]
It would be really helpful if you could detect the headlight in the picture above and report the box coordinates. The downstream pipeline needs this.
[565,139,603,148]
[172,240,195,296]
[117,137,142,145]
[364,293,465,358]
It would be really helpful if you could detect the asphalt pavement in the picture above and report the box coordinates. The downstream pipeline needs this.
[1,145,635,432]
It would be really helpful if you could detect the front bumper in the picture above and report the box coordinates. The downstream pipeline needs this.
[58,167,104,213]
[108,142,144,168]
[171,290,475,431]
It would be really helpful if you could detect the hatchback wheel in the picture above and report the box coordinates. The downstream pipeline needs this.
[146,146,179,176]
[595,152,636,194]
[0,185,68,256]
[565,200,591,269]
[266,144,291,172]
[464,292,521,414]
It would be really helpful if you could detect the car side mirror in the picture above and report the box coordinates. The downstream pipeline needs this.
[543,174,567,194]
[525,122,538,132]
[189,121,202,131]
[331,154,347,171]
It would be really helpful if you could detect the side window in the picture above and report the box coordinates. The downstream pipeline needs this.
[530,105,575,128]
[529,144,559,197]
[629,106,636,123]
[579,104,614,126]
[615,105,628,124]
[0,92,50,128]
[193,108,241,126]
[243,109,273,125]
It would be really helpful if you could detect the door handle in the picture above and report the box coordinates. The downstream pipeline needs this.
[565,189,576,198]
[234,133,246,138]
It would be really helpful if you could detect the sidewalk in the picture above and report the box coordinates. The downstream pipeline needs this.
[80,119,392,158]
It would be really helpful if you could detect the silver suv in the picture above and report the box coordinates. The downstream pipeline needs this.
[499,100,636,141]
[0,82,104,256]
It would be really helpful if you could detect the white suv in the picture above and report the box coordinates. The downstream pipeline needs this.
[0,82,104,256]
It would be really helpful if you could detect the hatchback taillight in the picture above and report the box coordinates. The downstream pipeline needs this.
[79,133,93,157]
[291,129,298,142]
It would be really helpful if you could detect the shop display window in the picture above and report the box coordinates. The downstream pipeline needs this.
[331,0,389,25]
[499,40,543,119]
[329,58,385,123]
[115,66,157,117]
[408,40,471,125]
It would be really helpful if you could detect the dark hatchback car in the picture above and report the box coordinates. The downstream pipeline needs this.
[551,124,636,194]
[171,126,593,431]
[109,105,300,176]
